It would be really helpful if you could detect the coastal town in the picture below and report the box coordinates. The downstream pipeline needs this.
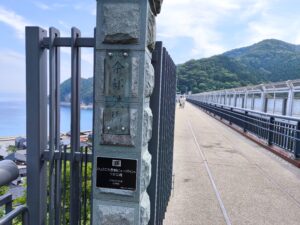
[0,131,93,199]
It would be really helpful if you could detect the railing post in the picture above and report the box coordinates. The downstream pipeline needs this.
[268,117,275,146]
[3,194,12,225]
[294,121,300,158]
[26,26,48,225]
[244,111,248,132]
[70,27,81,225]
[220,106,223,120]
[229,108,233,125]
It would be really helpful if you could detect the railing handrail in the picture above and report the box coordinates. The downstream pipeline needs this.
[191,100,300,122]
[0,205,29,225]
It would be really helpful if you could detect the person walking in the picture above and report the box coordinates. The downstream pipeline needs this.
[179,96,186,108]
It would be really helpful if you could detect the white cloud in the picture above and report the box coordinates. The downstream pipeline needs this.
[157,1,239,60]
[0,6,31,39]
[33,2,67,10]
[33,2,51,10]
[157,0,277,62]
[241,5,300,46]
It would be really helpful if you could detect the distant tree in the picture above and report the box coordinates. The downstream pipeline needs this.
[7,145,17,153]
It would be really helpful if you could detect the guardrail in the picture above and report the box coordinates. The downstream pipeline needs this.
[187,99,300,159]
[0,160,29,225]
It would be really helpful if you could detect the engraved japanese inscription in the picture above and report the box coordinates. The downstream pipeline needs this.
[105,51,131,98]
[97,157,137,191]
[101,50,136,146]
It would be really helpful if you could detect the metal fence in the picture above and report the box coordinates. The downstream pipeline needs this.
[22,25,176,225]
[148,42,177,225]
[26,26,94,225]
[188,99,300,159]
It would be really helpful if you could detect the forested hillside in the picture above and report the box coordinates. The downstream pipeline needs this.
[60,77,93,105]
[177,39,300,93]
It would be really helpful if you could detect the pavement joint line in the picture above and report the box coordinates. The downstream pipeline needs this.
[253,162,300,209]
[187,119,232,225]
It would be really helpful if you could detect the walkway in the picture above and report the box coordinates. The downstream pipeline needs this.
[163,103,300,225]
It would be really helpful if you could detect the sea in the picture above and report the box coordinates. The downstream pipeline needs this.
[0,92,93,137]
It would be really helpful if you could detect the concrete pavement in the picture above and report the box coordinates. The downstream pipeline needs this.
[163,103,300,225]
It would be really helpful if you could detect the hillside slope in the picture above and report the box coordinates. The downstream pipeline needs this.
[60,77,93,105]
[177,39,300,93]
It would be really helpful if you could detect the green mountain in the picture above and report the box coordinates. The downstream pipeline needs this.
[60,39,300,101]
[60,77,93,105]
[177,39,300,94]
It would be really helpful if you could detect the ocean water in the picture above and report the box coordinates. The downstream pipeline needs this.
[0,93,93,137]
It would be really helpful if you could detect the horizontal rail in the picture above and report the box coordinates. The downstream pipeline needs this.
[196,101,300,122]
[0,205,29,225]
[43,150,93,162]
[42,37,95,48]
[0,194,12,207]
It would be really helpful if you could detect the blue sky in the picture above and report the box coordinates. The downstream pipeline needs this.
[1,0,300,93]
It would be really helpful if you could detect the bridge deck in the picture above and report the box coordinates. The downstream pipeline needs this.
[163,103,300,225]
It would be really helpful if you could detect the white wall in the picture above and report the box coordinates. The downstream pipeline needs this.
[274,99,284,115]
[292,99,300,116]
[266,99,275,114]
[253,98,262,111]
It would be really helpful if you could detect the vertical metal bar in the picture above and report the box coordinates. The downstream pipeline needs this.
[284,123,288,150]
[294,122,300,158]
[274,121,278,146]
[280,122,283,148]
[83,147,88,225]
[62,145,67,225]
[22,210,29,225]
[26,26,48,225]
[259,118,262,138]
[243,111,248,132]
[70,27,81,225]
[289,125,293,151]
[5,195,12,225]
[78,146,83,223]
[268,117,275,146]
[49,27,60,225]
[229,108,233,125]
[278,122,281,147]
[90,28,96,225]
[54,28,62,225]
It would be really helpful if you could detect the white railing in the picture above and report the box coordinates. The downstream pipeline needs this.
[188,79,300,117]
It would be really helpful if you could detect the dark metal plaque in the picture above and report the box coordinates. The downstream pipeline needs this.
[97,157,137,191]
